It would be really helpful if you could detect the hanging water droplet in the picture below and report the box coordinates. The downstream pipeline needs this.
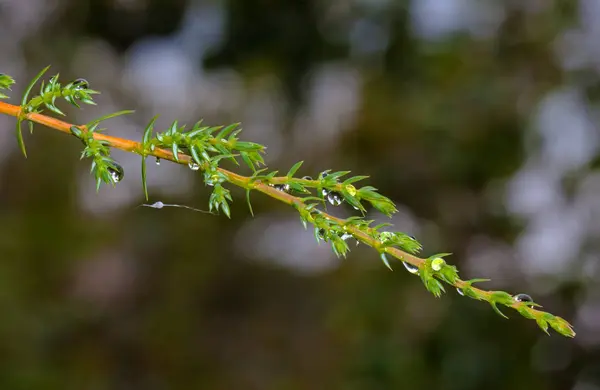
[72,78,89,90]
[340,233,353,241]
[155,157,161,166]
[188,161,200,171]
[107,162,124,183]
[327,191,343,206]
[456,288,465,296]
[302,176,313,181]
[380,253,393,271]
[402,261,419,274]
[513,293,533,303]
[321,188,329,197]
[150,201,164,209]
[272,183,290,193]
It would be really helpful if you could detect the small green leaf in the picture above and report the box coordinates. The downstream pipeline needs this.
[536,318,550,335]
[143,115,159,145]
[172,143,179,162]
[286,161,304,178]
[141,157,148,201]
[215,123,239,140]
[490,302,508,319]
[246,189,254,217]
[221,200,231,218]
[22,65,50,107]
[15,118,26,158]
[87,110,135,128]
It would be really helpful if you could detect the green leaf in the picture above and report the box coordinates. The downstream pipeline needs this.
[286,161,304,178]
[172,143,179,162]
[536,318,550,335]
[0,73,15,98]
[221,200,231,218]
[490,302,508,319]
[246,189,254,217]
[15,118,26,158]
[342,175,369,185]
[141,157,148,201]
[86,110,135,128]
[22,65,50,107]
[215,123,239,140]
[142,115,159,145]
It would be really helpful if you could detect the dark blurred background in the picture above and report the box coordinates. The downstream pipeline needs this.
[0,0,598,389]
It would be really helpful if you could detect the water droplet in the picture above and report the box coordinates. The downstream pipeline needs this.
[327,191,343,206]
[155,157,161,166]
[514,293,533,303]
[151,201,164,209]
[107,162,124,183]
[402,261,419,274]
[273,183,290,193]
[321,171,329,178]
[380,253,393,270]
[302,176,313,181]
[340,233,353,241]
[345,184,357,197]
[456,288,464,296]
[321,188,329,197]
[205,174,221,187]
[72,78,89,90]
[431,258,446,271]
[188,161,200,171]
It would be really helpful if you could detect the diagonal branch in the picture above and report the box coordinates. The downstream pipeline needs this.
[0,99,575,337]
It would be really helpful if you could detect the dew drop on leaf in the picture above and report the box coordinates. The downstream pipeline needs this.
[456,288,465,296]
[72,78,89,90]
[155,157,161,166]
[327,191,343,206]
[107,163,124,183]
[431,257,445,271]
[345,184,357,197]
[302,176,313,181]
[188,161,200,171]
[513,293,533,303]
[402,261,419,274]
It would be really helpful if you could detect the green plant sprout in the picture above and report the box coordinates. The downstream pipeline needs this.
[0,68,575,338]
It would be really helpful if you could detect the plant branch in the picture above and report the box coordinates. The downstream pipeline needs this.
[0,71,576,338]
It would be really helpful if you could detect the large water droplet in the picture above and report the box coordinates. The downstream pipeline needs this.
[402,261,419,274]
[155,157,161,166]
[456,288,465,296]
[107,163,124,183]
[150,201,164,209]
[513,293,533,303]
[188,161,200,171]
[72,78,89,90]
[327,191,343,206]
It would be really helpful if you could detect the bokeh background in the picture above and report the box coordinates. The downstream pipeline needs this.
[0,0,598,389]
